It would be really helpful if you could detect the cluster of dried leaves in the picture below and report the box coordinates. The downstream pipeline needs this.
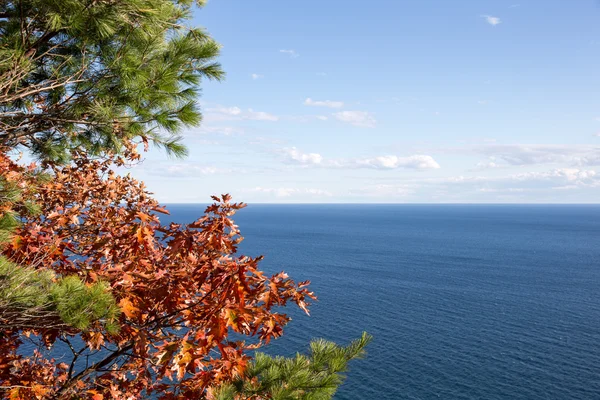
[0,147,314,399]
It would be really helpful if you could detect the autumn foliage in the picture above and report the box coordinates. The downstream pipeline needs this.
[0,148,315,399]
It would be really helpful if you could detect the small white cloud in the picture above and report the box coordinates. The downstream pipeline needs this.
[354,155,441,170]
[279,49,299,58]
[475,161,500,169]
[482,15,501,26]
[304,98,344,109]
[477,100,488,105]
[251,73,263,80]
[249,187,332,198]
[157,164,237,177]
[206,106,242,116]
[552,185,579,191]
[316,115,328,121]
[246,109,278,121]
[333,110,376,128]
[594,132,600,137]
[281,147,323,165]
[446,175,488,183]
[478,187,525,193]
[205,105,278,122]
[349,184,416,198]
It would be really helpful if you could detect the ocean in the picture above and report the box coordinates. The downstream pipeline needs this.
[165,204,600,400]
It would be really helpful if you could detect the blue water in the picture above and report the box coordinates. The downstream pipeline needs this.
[165,204,600,400]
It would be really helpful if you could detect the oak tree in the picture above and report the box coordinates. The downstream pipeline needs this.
[1,148,318,398]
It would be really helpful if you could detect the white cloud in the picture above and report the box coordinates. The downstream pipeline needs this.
[354,155,441,170]
[281,147,323,165]
[440,168,600,196]
[333,110,377,128]
[278,147,440,170]
[482,15,501,26]
[251,73,263,80]
[147,164,240,177]
[304,98,344,109]
[316,115,328,121]
[248,187,332,198]
[511,168,598,184]
[206,106,242,116]
[594,132,600,137]
[472,144,600,167]
[477,187,526,193]
[279,49,299,58]
[349,184,417,198]
[475,161,501,169]
[205,105,278,122]
[246,109,279,121]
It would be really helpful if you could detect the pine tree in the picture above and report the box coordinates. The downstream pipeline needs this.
[0,0,223,162]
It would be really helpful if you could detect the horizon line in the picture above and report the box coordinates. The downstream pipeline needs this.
[159,202,600,206]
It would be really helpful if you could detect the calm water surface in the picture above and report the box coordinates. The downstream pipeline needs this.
[166,204,600,400]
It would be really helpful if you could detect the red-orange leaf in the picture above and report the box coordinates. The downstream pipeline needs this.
[119,297,139,319]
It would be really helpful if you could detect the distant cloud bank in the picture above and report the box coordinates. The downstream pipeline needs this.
[279,147,440,170]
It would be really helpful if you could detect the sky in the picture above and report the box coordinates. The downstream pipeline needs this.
[132,0,600,203]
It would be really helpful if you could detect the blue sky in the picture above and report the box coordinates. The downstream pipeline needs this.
[134,0,600,203]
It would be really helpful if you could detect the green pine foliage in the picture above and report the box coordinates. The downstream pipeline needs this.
[0,0,223,162]
[50,275,120,333]
[0,168,40,243]
[213,333,373,400]
[0,256,120,332]
[0,162,119,332]
[0,170,44,234]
